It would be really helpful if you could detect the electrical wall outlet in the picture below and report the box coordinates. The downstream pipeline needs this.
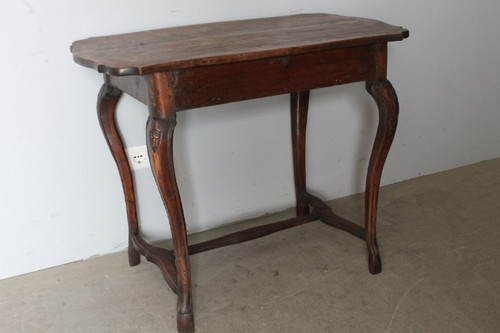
[126,145,150,170]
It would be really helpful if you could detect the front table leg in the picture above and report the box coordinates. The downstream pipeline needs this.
[146,115,194,333]
[364,79,399,274]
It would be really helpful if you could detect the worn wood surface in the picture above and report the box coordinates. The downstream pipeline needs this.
[106,44,377,112]
[96,84,141,267]
[172,45,374,111]
[75,13,408,333]
[364,78,400,274]
[291,91,310,217]
[71,14,408,75]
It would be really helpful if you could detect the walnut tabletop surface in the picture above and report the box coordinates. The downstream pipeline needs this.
[71,13,408,76]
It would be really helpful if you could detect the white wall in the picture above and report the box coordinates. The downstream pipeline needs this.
[1,1,499,280]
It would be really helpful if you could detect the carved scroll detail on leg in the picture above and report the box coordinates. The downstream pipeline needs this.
[150,129,162,153]
[291,91,310,216]
[97,83,140,267]
[146,116,194,333]
[364,79,399,274]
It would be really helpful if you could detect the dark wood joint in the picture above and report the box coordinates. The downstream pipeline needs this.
[148,72,179,118]
[107,74,150,105]
[372,43,388,81]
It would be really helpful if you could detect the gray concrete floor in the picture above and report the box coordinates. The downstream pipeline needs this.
[1,158,499,332]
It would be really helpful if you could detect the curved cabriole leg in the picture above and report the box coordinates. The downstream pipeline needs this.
[146,116,194,333]
[291,91,310,217]
[97,83,140,267]
[364,80,399,274]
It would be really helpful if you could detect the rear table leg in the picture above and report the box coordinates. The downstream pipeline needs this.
[97,82,140,267]
[364,79,399,274]
[290,91,310,217]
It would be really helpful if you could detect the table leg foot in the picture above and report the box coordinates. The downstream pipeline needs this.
[128,235,141,267]
[177,312,195,333]
[365,79,399,275]
[368,251,382,274]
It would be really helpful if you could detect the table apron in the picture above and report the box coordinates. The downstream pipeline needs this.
[172,44,376,111]
[108,44,380,112]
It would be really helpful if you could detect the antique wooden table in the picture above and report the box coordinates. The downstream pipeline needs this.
[71,14,408,332]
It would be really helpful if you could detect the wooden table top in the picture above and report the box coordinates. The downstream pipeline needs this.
[71,14,408,76]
